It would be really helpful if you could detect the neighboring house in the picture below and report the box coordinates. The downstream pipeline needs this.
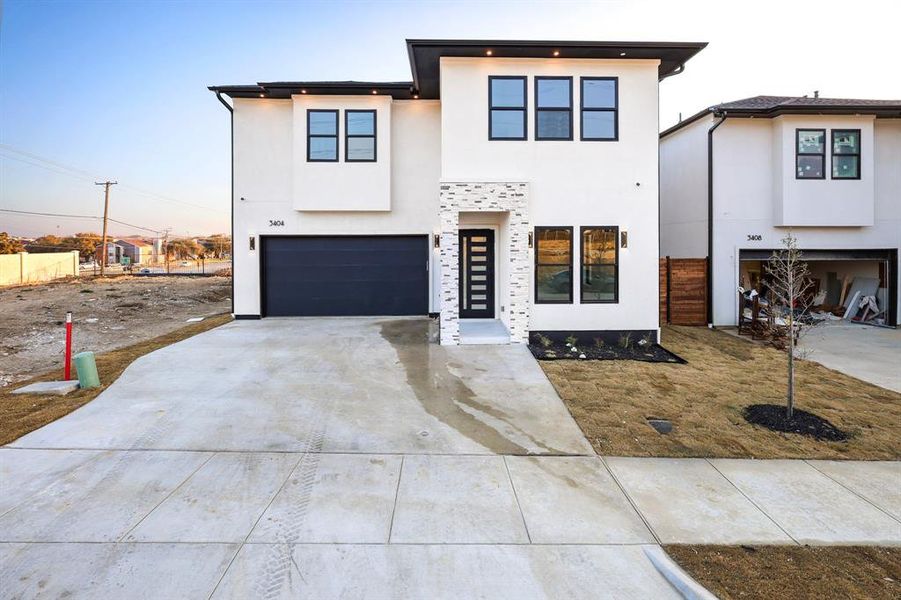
[660,95,901,327]
[210,39,706,344]
[96,242,124,265]
[116,238,154,265]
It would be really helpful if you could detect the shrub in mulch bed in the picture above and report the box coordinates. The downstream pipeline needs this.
[528,340,685,364]
[743,404,849,441]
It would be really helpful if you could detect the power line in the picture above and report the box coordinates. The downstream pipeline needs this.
[0,208,162,235]
[0,143,224,213]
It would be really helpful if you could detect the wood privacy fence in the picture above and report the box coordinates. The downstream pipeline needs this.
[659,257,708,326]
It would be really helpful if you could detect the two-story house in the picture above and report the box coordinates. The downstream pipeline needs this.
[660,96,901,327]
[210,39,706,344]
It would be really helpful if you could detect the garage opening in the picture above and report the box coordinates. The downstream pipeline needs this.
[261,235,429,317]
[739,248,897,326]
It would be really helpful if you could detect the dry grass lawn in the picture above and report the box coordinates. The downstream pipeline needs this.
[0,313,232,445]
[542,326,901,459]
[668,545,901,600]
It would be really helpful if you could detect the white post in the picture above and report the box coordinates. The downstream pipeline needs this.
[71,250,80,278]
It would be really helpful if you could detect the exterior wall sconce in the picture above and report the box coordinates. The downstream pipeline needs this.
[620,231,628,249]
[433,234,440,249]
[528,231,534,248]
[249,236,256,251]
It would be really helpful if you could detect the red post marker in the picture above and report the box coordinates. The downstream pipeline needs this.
[64,311,73,380]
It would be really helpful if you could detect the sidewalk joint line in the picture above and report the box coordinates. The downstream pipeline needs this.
[803,460,901,525]
[503,456,532,544]
[387,455,405,544]
[599,457,661,546]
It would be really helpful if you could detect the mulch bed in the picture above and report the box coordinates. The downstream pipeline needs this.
[528,340,685,364]
[743,403,849,441]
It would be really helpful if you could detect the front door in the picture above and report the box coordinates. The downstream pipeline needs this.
[458,229,495,318]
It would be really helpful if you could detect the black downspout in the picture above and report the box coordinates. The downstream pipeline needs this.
[707,112,726,327]
[214,91,235,316]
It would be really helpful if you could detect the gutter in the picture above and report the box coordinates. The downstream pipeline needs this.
[214,91,235,316]
[707,111,727,327]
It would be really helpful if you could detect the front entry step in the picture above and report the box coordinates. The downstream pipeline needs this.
[459,319,510,345]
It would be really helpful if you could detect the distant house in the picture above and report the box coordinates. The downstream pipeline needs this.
[116,238,154,265]
[96,242,124,265]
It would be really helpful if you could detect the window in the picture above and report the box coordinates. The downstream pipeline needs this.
[535,77,572,140]
[580,227,618,303]
[489,76,527,140]
[534,227,573,304]
[832,129,860,179]
[796,129,825,179]
[581,77,618,141]
[307,110,338,162]
[345,110,376,162]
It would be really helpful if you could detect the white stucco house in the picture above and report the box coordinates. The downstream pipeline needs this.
[660,95,901,327]
[210,38,706,344]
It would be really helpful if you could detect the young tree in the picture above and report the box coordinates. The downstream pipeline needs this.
[765,233,815,419]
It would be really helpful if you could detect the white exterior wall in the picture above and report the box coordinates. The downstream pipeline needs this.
[439,57,662,333]
[661,116,901,327]
[231,98,442,316]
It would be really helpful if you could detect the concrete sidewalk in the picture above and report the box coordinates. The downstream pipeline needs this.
[2,449,898,598]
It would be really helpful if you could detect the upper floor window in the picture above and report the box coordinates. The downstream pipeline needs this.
[796,129,825,179]
[581,226,618,303]
[581,77,618,141]
[535,77,573,140]
[307,110,338,162]
[345,110,377,162]
[489,76,527,140]
[832,129,860,179]
[534,226,573,304]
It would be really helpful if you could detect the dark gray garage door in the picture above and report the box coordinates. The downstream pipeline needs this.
[261,235,429,317]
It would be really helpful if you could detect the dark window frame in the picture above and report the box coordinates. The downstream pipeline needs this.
[579,226,619,304]
[795,128,826,180]
[534,226,574,305]
[307,109,339,162]
[344,109,377,163]
[831,128,861,180]
[580,77,619,141]
[534,76,573,141]
[488,75,528,141]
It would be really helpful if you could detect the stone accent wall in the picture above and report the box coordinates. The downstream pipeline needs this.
[439,182,530,345]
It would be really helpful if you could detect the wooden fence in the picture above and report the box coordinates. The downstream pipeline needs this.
[659,257,708,326]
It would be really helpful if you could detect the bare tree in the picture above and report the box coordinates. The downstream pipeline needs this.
[765,233,815,419]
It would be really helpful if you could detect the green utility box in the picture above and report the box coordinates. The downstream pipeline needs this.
[74,351,101,389]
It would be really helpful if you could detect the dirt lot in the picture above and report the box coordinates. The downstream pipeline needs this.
[668,545,901,600]
[0,275,231,387]
[542,326,901,459]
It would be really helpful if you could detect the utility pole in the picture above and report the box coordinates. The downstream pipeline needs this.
[95,181,117,276]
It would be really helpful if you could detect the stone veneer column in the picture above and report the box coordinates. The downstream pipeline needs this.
[439,182,530,345]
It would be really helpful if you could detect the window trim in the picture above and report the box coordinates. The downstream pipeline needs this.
[488,75,527,141]
[831,128,861,180]
[580,77,619,142]
[344,109,377,163]
[306,109,339,162]
[534,76,573,141]
[795,128,826,180]
[579,226,619,304]
[534,226,574,305]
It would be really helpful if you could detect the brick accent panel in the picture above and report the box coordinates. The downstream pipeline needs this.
[439,182,530,345]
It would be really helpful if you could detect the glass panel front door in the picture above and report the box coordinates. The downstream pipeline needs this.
[458,229,495,318]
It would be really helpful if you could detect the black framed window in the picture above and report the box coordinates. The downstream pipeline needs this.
[307,110,338,162]
[534,226,573,304]
[832,129,860,179]
[535,77,572,140]
[796,129,825,179]
[489,76,527,140]
[580,226,618,303]
[345,110,376,162]
[581,77,618,141]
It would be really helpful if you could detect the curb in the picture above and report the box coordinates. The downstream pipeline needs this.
[644,546,719,600]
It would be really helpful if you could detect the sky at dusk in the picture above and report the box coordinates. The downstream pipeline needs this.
[1,0,899,238]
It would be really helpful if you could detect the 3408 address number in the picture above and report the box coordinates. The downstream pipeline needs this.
[269,220,285,227]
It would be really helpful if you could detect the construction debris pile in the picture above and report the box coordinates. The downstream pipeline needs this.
[809,276,888,325]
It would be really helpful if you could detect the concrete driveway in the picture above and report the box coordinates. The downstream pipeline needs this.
[799,322,901,392]
[1,318,685,599]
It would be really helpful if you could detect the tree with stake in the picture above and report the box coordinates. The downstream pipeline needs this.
[765,233,815,420]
